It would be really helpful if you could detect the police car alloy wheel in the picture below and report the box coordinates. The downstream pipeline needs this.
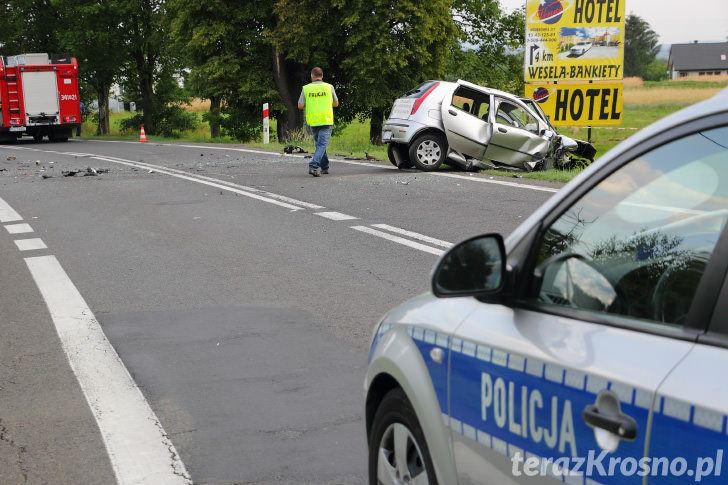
[369,388,437,485]
[408,134,446,171]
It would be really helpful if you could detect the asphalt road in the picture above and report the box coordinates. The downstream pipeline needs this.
[0,138,561,484]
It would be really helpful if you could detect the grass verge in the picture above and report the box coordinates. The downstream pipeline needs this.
[83,78,726,183]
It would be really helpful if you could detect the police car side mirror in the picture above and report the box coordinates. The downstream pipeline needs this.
[432,234,506,297]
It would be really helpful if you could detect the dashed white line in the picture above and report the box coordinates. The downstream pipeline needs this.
[316,211,358,221]
[371,223,452,249]
[5,223,33,234]
[15,238,47,251]
[351,225,445,256]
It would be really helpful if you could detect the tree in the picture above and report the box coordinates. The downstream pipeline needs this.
[624,14,660,79]
[169,1,287,141]
[268,0,344,141]
[448,0,526,93]
[271,0,460,144]
[55,0,127,135]
[0,0,63,53]
[120,0,169,135]
[167,0,231,138]
[339,0,459,144]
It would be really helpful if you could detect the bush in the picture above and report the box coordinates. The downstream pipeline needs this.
[119,105,199,138]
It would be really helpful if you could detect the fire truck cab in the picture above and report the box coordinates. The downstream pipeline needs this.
[0,53,81,142]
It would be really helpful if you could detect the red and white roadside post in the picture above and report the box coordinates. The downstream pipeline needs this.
[263,103,269,144]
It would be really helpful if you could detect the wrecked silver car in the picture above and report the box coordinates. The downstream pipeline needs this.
[382,79,595,172]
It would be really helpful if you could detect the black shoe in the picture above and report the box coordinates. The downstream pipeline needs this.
[309,169,321,177]
[321,169,329,174]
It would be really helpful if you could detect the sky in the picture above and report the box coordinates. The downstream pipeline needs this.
[499,0,728,45]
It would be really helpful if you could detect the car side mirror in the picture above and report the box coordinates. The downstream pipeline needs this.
[432,234,506,297]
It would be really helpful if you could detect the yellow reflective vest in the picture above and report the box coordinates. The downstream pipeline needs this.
[303,82,334,126]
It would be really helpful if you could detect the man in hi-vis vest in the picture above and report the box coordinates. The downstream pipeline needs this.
[298,67,339,177]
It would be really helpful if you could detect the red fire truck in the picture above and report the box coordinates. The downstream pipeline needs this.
[0,53,81,142]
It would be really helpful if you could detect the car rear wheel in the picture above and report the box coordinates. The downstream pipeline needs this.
[387,143,413,169]
[409,134,446,171]
[369,387,437,485]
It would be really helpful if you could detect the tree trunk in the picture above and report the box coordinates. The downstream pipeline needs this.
[271,45,305,141]
[96,85,111,135]
[369,108,384,145]
[209,96,221,138]
[141,68,154,134]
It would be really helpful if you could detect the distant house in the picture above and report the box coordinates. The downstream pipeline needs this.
[668,42,728,79]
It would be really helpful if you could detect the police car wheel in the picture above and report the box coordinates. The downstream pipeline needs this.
[368,387,437,485]
[409,134,446,172]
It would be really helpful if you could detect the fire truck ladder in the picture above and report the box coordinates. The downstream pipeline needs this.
[5,71,23,126]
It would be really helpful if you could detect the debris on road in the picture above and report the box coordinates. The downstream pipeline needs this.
[283,145,307,154]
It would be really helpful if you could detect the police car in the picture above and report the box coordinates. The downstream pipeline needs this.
[365,87,728,484]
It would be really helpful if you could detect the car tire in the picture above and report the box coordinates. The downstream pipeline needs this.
[409,134,446,171]
[368,387,437,485]
[387,143,413,169]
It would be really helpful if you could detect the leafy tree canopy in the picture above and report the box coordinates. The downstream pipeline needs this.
[624,14,661,79]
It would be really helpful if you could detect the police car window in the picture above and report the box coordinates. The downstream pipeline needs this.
[534,126,728,329]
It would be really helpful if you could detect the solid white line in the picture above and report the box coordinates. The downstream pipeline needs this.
[15,238,47,251]
[435,172,560,193]
[316,211,358,221]
[351,225,445,256]
[372,224,453,249]
[69,140,564,193]
[25,255,191,485]
[0,195,23,222]
[95,155,326,210]
[89,156,311,211]
[5,223,33,234]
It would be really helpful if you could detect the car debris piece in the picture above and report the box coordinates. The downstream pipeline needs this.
[283,145,307,154]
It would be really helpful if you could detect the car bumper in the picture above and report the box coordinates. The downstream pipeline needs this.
[382,119,428,145]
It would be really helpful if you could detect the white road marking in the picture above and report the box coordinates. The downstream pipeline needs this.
[372,224,453,249]
[435,172,560,193]
[15,238,47,251]
[90,155,315,211]
[351,225,445,256]
[25,255,191,484]
[316,211,358,221]
[5,222,33,234]
[0,196,23,222]
[2,144,525,258]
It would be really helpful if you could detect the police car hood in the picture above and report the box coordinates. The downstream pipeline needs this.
[381,292,480,333]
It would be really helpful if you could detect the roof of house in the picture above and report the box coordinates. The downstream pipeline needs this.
[669,42,728,71]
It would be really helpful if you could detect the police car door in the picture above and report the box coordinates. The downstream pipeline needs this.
[446,124,728,483]
[441,84,492,160]
[648,198,728,485]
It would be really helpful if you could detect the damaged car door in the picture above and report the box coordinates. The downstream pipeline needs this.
[483,97,551,170]
[441,84,493,163]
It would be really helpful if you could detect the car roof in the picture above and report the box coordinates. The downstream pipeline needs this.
[455,79,518,100]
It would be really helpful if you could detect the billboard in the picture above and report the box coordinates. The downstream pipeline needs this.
[524,0,625,82]
[525,82,623,126]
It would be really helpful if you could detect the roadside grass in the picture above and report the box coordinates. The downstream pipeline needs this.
[88,77,727,182]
